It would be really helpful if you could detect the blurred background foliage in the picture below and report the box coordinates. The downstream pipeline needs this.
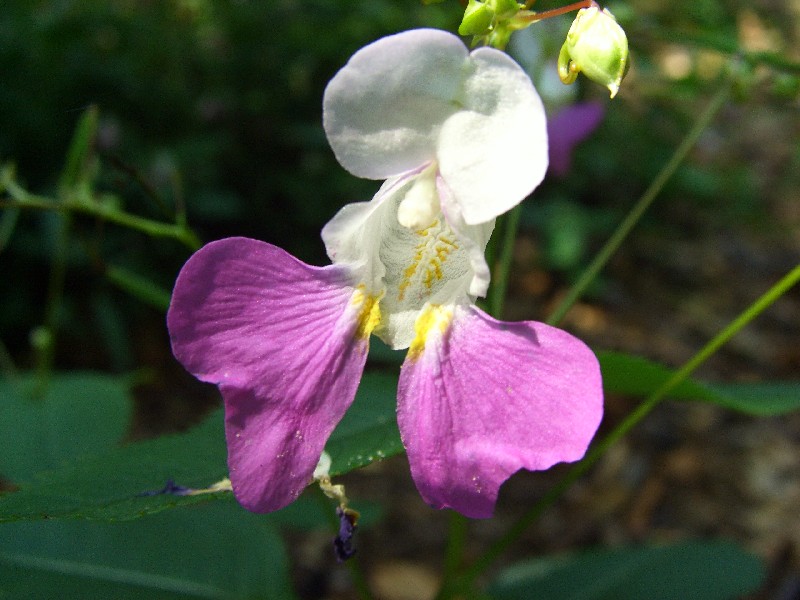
[1,1,799,598]
[0,0,797,383]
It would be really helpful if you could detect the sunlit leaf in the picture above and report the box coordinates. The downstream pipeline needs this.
[598,351,718,401]
[707,381,800,416]
[599,351,800,415]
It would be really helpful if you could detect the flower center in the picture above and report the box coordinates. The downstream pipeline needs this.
[397,163,440,231]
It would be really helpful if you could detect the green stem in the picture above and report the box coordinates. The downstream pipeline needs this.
[0,338,19,384]
[33,210,72,396]
[435,512,469,600]
[519,0,593,23]
[547,78,732,326]
[488,204,522,317]
[0,206,19,253]
[0,183,201,251]
[453,262,800,593]
[346,555,375,600]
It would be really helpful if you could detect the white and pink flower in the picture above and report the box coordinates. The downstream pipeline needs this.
[167,29,603,519]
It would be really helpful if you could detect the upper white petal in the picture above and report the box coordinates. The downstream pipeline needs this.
[323,29,548,225]
[323,29,468,180]
[437,47,548,225]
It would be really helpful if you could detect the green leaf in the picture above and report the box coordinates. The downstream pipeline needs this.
[0,502,296,599]
[0,372,133,484]
[487,540,765,600]
[0,370,402,523]
[326,370,403,476]
[598,351,718,401]
[0,410,228,523]
[706,382,800,416]
[598,351,800,416]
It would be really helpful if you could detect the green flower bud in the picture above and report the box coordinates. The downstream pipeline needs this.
[557,5,629,98]
[459,0,494,36]
[492,0,521,20]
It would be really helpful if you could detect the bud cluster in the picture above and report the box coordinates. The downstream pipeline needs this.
[458,0,630,98]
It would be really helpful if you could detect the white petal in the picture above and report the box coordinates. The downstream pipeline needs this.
[438,179,494,298]
[438,47,548,225]
[322,174,493,350]
[321,175,423,285]
[397,163,440,230]
[323,29,468,180]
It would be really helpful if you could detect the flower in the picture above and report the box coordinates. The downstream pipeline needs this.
[547,101,605,177]
[168,178,603,518]
[322,28,548,227]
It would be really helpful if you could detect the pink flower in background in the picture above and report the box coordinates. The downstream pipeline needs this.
[547,101,605,177]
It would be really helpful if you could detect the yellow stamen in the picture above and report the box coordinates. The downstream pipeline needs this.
[397,220,459,301]
[352,285,382,340]
[407,304,453,360]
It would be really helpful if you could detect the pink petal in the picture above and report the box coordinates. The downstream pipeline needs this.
[167,237,369,512]
[547,101,605,177]
[397,305,603,518]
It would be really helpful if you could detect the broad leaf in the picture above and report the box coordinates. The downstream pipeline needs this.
[708,382,800,416]
[598,352,718,402]
[0,410,228,522]
[0,501,296,599]
[0,371,402,522]
[487,540,764,600]
[0,372,133,484]
[326,370,402,476]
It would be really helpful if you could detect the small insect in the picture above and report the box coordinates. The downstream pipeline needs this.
[137,479,192,497]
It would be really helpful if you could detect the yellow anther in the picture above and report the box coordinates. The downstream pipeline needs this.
[407,304,453,360]
[352,285,382,339]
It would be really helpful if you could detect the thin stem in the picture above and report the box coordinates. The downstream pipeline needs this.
[1,185,201,251]
[34,210,71,395]
[519,0,593,23]
[488,204,522,317]
[0,206,19,253]
[547,77,732,327]
[346,556,375,600]
[436,512,469,600]
[455,262,800,591]
[0,338,20,384]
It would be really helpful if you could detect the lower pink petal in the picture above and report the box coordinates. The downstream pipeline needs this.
[167,237,368,512]
[397,304,603,518]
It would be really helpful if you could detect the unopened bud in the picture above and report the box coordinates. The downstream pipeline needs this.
[558,5,629,98]
[493,0,521,20]
[459,0,493,36]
